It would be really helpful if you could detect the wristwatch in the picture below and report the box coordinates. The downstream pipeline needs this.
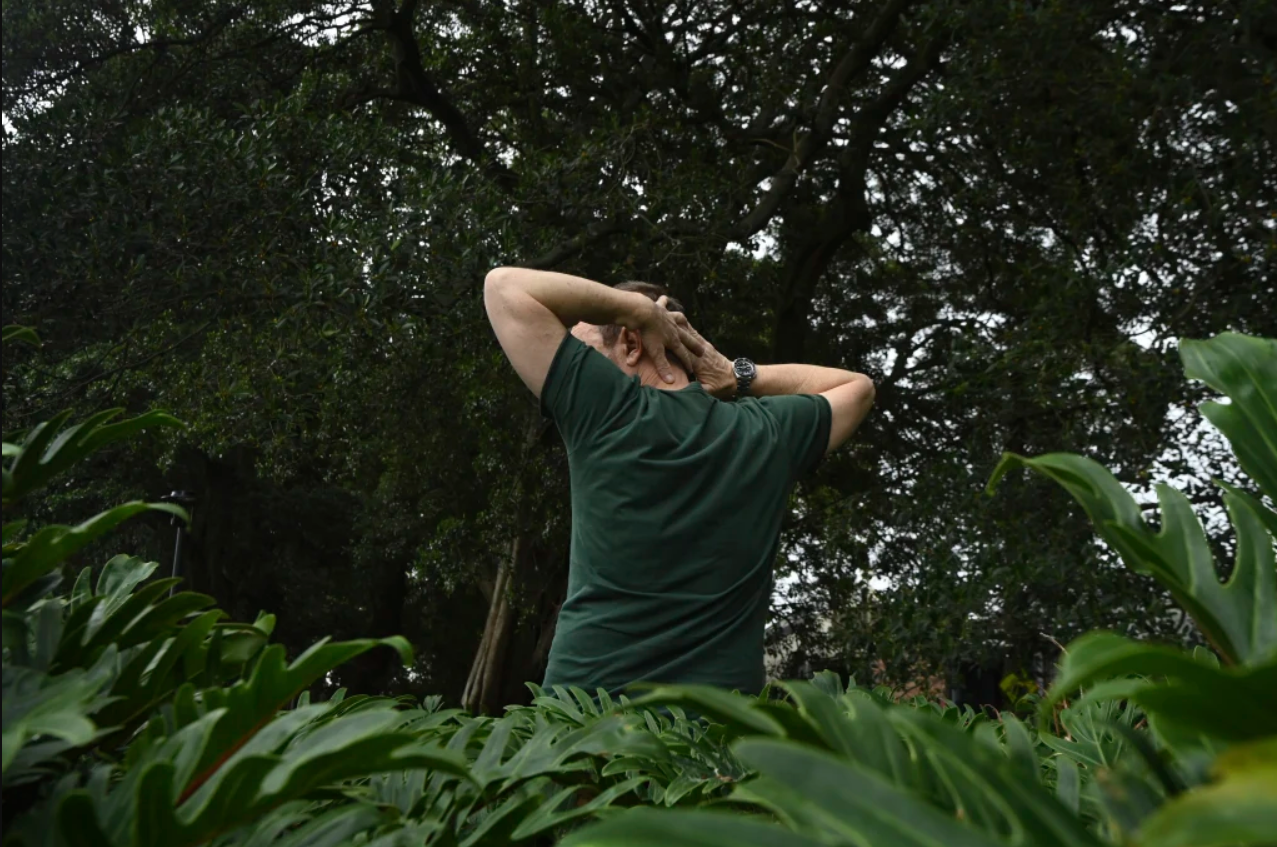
[732,357,757,398]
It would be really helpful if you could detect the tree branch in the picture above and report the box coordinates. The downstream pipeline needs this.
[524,217,629,269]
[368,0,518,192]
[838,34,947,178]
[726,0,915,243]
[18,4,249,93]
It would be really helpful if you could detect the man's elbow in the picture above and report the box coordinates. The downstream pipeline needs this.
[845,371,875,405]
[485,266,517,291]
[484,267,528,314]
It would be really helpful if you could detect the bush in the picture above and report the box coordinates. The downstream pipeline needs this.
[3,330,1274,846]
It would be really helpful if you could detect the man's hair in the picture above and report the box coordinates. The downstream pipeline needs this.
[600,281,690,376]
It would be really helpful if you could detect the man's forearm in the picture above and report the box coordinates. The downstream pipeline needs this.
[751,363,865,396]
[486,267,647,328]
[689,338,867,399]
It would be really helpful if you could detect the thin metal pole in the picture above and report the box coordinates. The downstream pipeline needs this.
[169,520,185,597]
[163,490,195,597]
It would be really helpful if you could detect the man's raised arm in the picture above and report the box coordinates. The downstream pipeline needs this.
[752,365,875,455]
[678,322,875,456]
[483,267,701,397]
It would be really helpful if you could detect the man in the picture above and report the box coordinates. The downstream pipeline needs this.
[484,266,875,695]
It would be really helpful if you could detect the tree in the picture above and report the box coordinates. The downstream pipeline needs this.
[4,0,1272,711]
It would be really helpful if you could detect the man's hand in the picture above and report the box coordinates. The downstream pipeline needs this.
[663,311,736,399]
[485,268,709,396]
[633,295,706,384]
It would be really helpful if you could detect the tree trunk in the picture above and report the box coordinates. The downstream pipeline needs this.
[462,537,518,712]
[462,529,570,714]
[172,445,258,621]
[772,191,870,364]
[462,412,568,714]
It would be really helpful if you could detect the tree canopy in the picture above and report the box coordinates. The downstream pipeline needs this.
[3,0,1273,711]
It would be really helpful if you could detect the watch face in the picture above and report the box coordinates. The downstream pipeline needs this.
[734,359,756,378]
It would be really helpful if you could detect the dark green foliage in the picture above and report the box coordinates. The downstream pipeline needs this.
[3,331,1273,844]
[5,1,1273,703]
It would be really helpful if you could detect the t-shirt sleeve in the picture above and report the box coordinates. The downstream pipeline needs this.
[540,334,638,452]
[759,393,832,481]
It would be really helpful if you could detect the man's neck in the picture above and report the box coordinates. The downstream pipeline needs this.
[634,362,691,391]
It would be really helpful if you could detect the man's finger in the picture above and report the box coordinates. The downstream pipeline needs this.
[656,294,671,310]
[653,351,675,383]
[672,344,696,375]
[679,326,705,356]
[679,316,706,345]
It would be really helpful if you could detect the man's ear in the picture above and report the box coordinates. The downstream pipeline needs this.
[620,328,643,366]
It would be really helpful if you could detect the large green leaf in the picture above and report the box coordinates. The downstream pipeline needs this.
[1039,698,1136,771]
[999,715,1041,785]
[989,333,1277,668]
[7,554,272,754]
[94,555,160,605]
[887,710,1103,847]
[1220,481,1277,551]
[627,684,785,738]
[988,453,1276,666]
[1179,333,1277,503]
[778,681,914,784]
[1215,488,1277,662]
[731,738,1010,847]
[1041,632,1277,741]
[262,803,391,847]
[3,410,72,508]
[52,578,214,673]
[56,704,470,847]
[2,325,41,346]
[161,635,417,803]
[1053,757,1080,816]
[92,609,226,732]
[2,409,182,507]
[1136,738,1277,847]
[510,775,652,840]
[2,649,118,782]
[560,808,831,847]
[3,519,28,546]
[1,503,188,609]
[57,575,176,669]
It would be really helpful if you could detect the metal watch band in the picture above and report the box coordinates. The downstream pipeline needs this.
[733,358,756,398]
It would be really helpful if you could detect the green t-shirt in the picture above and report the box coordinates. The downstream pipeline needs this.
[540,334,832,695]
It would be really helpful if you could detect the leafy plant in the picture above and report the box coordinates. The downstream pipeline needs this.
[0,343,710,844]
[2,326,41,348]
[5,330,1274,847]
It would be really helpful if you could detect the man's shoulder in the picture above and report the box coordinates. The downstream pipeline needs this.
[542,335,641,447]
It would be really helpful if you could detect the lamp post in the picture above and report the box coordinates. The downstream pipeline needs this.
[161,490,196,597]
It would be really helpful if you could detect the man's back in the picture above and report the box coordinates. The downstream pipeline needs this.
[541,334,830,694]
